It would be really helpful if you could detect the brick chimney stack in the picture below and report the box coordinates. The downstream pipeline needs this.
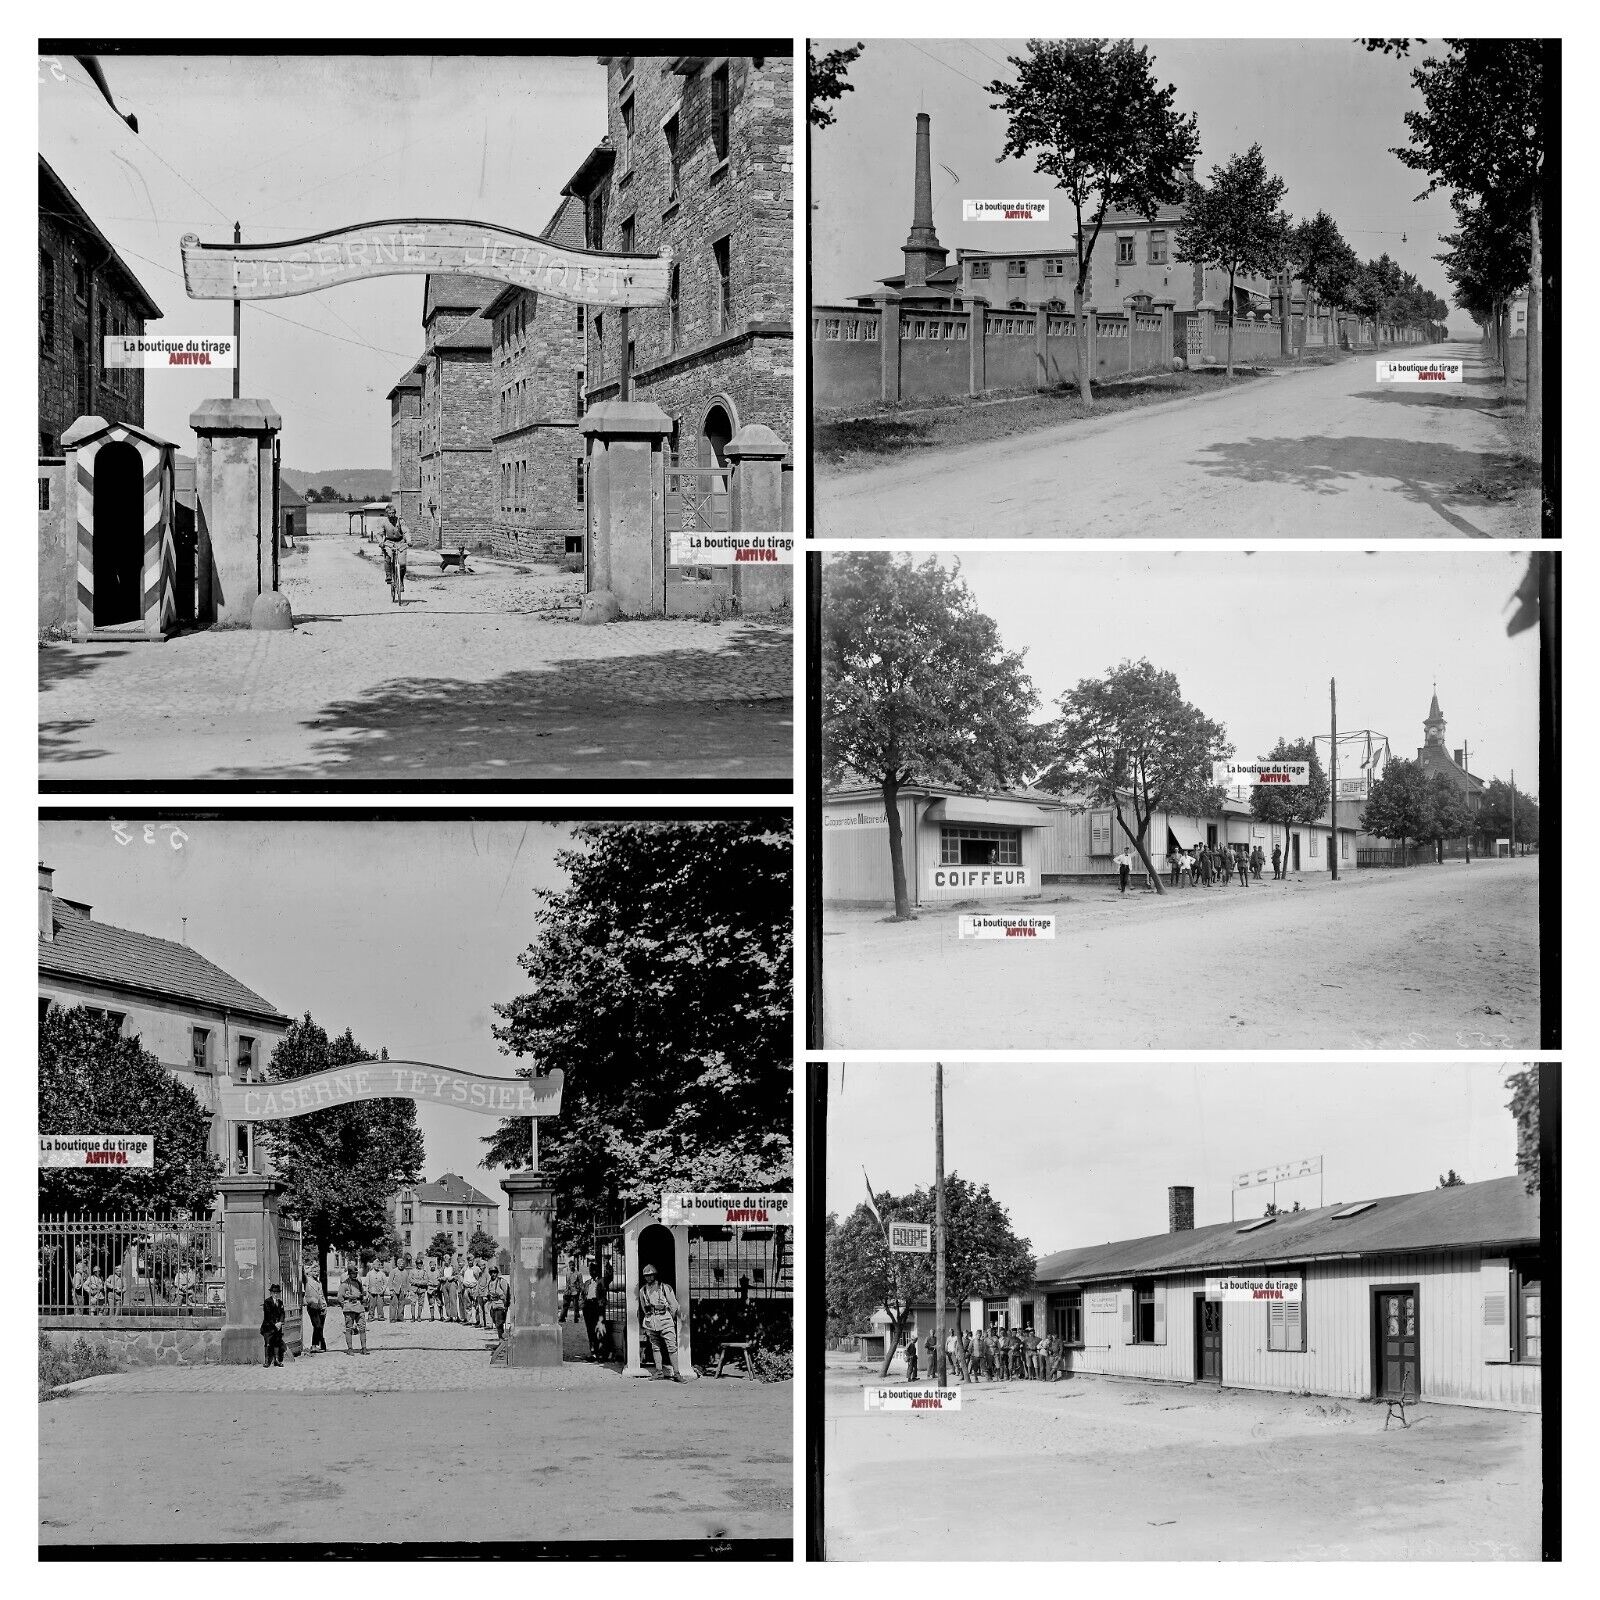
[39,863,54,943]
[1168,1184,1195,1233]
[901,112,948,294]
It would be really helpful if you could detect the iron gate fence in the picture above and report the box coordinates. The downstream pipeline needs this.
[40,1212,225,1316]
[664,454,730,534]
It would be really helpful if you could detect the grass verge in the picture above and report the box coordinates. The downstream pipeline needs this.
[39,1330,123,1401]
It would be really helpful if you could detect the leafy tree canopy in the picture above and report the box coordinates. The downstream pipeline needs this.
[1438,1169,1466,1188]
[486,822,792,1253]
[1175,144,1291,288]
[467,1227,498,1261]
[258,1014,424,1286]
[1504,1067,1539,1193]
[1249,736,1331,834]
[39,1006,222,1214]
[808,42,863,129]
[426,1231,456,1263]
[1359,757,1434,850]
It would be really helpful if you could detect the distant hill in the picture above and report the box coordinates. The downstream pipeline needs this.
[281,467,391,503]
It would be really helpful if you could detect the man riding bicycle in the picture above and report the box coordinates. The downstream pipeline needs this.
[380,507,408,604]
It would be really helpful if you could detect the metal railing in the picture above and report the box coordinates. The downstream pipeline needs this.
[689,1226,792,1299]
[39,1212,225,1317]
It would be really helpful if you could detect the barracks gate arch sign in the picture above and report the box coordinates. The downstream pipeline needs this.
[182,219,668,306]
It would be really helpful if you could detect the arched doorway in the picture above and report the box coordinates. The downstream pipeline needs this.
[92,440,144,626]
[637,1222,677,1290]
[698,400,735,469]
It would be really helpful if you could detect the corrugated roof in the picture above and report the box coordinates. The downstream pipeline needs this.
[1034,1176,1538,1284]
[411,1173,497,1208]
[39,899,287,1023]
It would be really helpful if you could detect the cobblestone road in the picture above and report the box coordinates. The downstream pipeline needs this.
[41,1319,791,1546]
[40,538,793,783]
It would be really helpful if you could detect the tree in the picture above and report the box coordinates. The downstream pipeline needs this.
[1437,194,1530,376]
[1038,657,1232,895]
[826,1175,1035,1376]
[39,1006,222,1214]
[808,42,862,129]
[1481,777,1538,851]
[1383,40,1546,428]
[256,1014,424,1295]
[1437,1169,1466,1188]
[467,1227,497,1261]
[1288,211,1353,351]
[987,40,1200,403]
[822,553,1044,919]
[1248,736,1331,873]
[486,822,791,1255]
[319,484,338,502]
[1422,773,1474,860]
[303,486,320,503]
[1504,1067,1538,1194]
[1359,757,1434,860]
[426,1231,455,1264]
[1175,144,1292,376]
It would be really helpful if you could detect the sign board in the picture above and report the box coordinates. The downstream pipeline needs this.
[182,220,667,307]
[1213,761,1310,787]
[927,866,1029,893]
[866,1386,961,1410]
[519,1238,539,1267]
[1086,1291,1118,1316]
[1234,1155,1321,1189]
[958,915,1055,940]
[104,335,236,369]
[234,1238,258,1281]
[822,809,883,830]
[660,1193,793,1226]
[1337,777,1368,798]
[39,1133,154,1169]
[963,199,1049,222]
[219,1062,563,1121]
[1206,1276,1303,1302]
[668,532,794,566]
[888,1222,932,1254]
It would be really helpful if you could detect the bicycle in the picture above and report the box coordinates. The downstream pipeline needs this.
[381,543,405,605]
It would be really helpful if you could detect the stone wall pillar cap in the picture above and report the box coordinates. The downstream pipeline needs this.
[724,422,789,460]
[577,399,674,438]
[189,397,282,432]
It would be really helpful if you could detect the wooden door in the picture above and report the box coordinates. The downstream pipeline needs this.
[1194,1294,1222,1382]
[1375,1288,1419,1398]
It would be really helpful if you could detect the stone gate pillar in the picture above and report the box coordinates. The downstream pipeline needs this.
[189,398,281,628]
[500,1172,562,1367]
[1154,298,1175,365]
[967,292,988,396]
[724,422,793,618]
[218,1173,284,1364]
[578,399,673,620]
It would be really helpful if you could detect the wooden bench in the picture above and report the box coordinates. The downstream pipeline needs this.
[714,1340,757,1378]
[439,547,470,572]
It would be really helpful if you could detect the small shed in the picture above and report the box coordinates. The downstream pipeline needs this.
[278,480,306,548]
[348,500,391,539]
[620,1206,691,1378]
[59,415,179,639]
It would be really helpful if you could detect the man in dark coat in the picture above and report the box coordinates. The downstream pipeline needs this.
[261,1282,287,1367]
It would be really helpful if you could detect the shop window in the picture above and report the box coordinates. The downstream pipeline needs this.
[1148,230,1168,264]
[939,826,1021,866]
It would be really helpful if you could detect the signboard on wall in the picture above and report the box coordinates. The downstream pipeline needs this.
[888,1222,932,1254]
[823,809,884,830]
[1086,1291,1118,1316]
[927,867,1030,893]
[1234,1155,1321,1189]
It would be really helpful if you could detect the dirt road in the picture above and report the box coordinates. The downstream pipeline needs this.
[40,538,792,784]
[822,1357,1540,1560]
[822,859,1540,1049]
[40,1328,791,1547]
[815,341,1522,538]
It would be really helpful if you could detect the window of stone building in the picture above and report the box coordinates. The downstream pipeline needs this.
[594,313,603,374]
[620,95,634,173]
[1149,230,1168,264]
[711,63,730,162]
[619,56,633,83]
[664,114,681,202]
[669,264,681,351]
[713,237,731,331]
[73,258,87,303]
[41,430,55,457]
[970,260,990,278]
[191,1027,210,1073]
[574,462,584,507]
[237,1036,255,1079]
[1117,236,1136,264]
[620,216,634,257]
[574,369,586,417]
[74,336,90,416]
[575,304,584,332]
[40,249,55,351]
[1007,259,1025,277]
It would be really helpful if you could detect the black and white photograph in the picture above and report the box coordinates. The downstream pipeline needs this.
[37,815,793,1555]
[818,549,1549,1050]
[38,47,794,785]
[818,1060,1552,1561]
[808,38,1552,538]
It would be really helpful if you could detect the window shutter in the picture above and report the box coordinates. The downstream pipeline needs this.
[1267,1296,1285,1351]
[1152,1282,1166,1346]
[1119,1284,1133,1344]
[1482,1256,1512,1362]
[1285,1297,1305,1353]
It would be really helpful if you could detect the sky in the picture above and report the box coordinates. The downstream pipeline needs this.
[825,1061,1525,1255]
[810,39,1461,312]
[39,818,583,1212]
[828,550,1541,791]
[40,51,607,472]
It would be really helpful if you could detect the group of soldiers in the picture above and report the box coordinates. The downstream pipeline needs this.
[1165,843,1270,888]
[348,1251,498,1326]
[906,1324,1071,1382]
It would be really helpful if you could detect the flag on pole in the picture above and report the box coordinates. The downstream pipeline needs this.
[862,1168,882,1225]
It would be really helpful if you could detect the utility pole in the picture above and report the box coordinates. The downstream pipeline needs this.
[232,222,242,400]
[934,1061,947,1387]
[1511,770,1517,857]
[1329,678,1339,882]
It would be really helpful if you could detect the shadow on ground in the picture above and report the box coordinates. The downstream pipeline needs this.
[39,643,129,692]
[213,623,794,780]
[1355,386,1520,416]
[1190,434,1516,535]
